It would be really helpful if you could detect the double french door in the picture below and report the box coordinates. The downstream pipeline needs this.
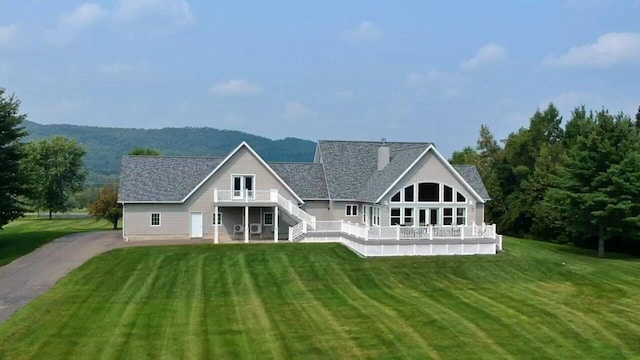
[417,208,439,226]
[232,175,255,199]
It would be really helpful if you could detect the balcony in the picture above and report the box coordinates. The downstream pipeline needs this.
[214,189,278,204]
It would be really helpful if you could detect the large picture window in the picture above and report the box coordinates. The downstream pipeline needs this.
[418,182,439,202]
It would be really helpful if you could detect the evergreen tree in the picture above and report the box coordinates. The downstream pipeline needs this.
[0,88,28,228]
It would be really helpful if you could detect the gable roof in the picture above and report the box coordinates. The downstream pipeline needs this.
[316,141,433,200]
[373,144,487,203]
[119,144,324,203]
[183,142,304,204]
[119,140,491,204]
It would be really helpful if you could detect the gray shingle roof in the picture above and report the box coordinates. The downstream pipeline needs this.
[317,141,432,200]
[119,142,491,203]
[119,155,328,202]
[119,156,222,202]
[270,163,328,199]
[452,165,491,201]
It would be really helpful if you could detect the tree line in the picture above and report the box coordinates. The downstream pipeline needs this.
[452,104,640,256]
[0,88,156,230]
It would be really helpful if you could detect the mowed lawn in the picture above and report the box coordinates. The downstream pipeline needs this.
[1,239,640,359]
[0,217,114,267]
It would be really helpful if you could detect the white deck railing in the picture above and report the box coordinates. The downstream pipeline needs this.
[288,221,306,241]
[214,189,278,203]
[277,193,316,229]
[300,221,498,241]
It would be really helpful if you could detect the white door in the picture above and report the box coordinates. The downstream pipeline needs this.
[191,212,203,238]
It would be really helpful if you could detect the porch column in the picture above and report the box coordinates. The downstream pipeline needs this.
[274,206,279,243]
[214,205,219,244]
[244,206,249,243]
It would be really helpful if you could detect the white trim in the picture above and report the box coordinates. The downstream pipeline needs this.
[375,145,485,204]
[231,174,256,199]
[150,212,161,226]
[181,142,305,204]
[122,204,127,241]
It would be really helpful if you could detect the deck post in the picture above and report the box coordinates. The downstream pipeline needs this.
[429,225,433,240]
[244,206,249,243]
[214,205,219,244]
[396,225,400,241]
[274,205,279,243]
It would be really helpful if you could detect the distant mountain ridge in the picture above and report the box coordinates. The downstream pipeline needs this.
[23,121,317,185]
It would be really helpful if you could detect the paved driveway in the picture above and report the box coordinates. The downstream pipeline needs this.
[0,231,124,324]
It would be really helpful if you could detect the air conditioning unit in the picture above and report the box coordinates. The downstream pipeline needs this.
[233,224,244,233]
[250,223,262,234]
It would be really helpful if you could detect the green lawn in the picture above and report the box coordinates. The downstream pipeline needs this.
[0,239,639,359]
[0,218,114,266]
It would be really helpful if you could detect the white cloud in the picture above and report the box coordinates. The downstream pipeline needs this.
[115,0,195,25]
[544,32,640,68]
[98,62,149,74]
[209,79,263,97]
[405,71,465,97]
[0,25,17,47]
[344,21,382,42]
[461,43,508,70]
[283,101,313,119]
[60,3,109,29]
[336,90,353,100]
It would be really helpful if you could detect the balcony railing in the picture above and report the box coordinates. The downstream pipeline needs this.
[214,189,278,203]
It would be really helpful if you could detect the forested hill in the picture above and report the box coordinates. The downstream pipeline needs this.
[23,121,316,184]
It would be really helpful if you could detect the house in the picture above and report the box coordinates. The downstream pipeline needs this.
[118,140,501,256]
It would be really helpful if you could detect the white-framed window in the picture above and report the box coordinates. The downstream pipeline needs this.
[232,174,255,198]
[346,204,358,216]
[390,208,401,225]
[404,207,414,226]
[374,207,381,226]
[444,185,454,203]
[457,192,466,203]
[150,213,161,226]
[363,205,368,224]
[263,212,273,226]
[443,208,453,225]
[418,182,440,202]
[390,191,401,203]
[212,212,222,226]
[456,208,466,225]
[404,185,415,202]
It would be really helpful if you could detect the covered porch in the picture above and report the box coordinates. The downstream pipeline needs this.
[211,205,292,244]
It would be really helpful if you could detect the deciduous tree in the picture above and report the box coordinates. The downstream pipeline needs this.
[23,136,87,219]
[88,183,121,230]
[128,148,160,156]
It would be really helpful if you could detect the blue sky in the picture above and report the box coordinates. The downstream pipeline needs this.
[1,0,639,155]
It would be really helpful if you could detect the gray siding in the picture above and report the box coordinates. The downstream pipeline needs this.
[301,200,331,221]
[330,201,367,224]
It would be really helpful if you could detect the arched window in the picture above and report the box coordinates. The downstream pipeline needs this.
[404,185,415,202]
[443,185,453,202]
[418,182,439,202]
